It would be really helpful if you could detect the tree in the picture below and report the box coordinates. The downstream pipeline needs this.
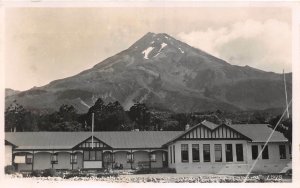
[5,101,27,132]
[268,115,292,143]
[86,98,130,131]
[129,103,150,130]
[38,104,82,131]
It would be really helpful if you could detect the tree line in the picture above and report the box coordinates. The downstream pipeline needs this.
[5,99,291,142]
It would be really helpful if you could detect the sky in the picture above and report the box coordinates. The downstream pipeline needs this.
[4,6,292,91]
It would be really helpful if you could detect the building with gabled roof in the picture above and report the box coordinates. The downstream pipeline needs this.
[4,121,291,174]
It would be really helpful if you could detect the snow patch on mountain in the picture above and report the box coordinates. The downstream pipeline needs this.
[142,47,155,59]
[178,47,184,54]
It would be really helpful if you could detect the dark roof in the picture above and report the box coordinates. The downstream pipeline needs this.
[5,131,183,150]
[227,124,288,142]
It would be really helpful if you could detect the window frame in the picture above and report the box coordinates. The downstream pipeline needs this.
[279,145,286,159]
[51,153,58,164]
[203,144,211,162]
[126,153,134,163]
[261,145,269,160]
[83,150,102,161]
[252,145,258,160]
[70,153,78,164]
[214,144,222,162]
[236,144,244,162]
[150,153,156,162]
[225,144,233,162]
[192,144,200,162]
[181,144,189,163]
[25,153,33,164]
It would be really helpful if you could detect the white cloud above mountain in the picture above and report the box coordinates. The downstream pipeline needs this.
[177,19,291,73]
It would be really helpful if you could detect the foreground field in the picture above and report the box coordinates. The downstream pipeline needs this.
[5,173,292,183]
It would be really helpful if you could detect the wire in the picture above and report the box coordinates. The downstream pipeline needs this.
[242,98,292,183]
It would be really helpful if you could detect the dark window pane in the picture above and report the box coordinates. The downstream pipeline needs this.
[279,145,286,159]
[261,145,269,159]
[181,144,189,162]
[192,144,200,162]
[203,144,210,162]
[84,151,89,160]
[252,145,258,160]
[170,146,172,164]
[226,144,233,162]
[214,144,222,162]
[90,151,96,160]
[96,151,102,160]
[236,144,244,161]
[173,145,175,163]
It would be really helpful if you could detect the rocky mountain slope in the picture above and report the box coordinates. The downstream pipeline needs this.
[5,32,292,113]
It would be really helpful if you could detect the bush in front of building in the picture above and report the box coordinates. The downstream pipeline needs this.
[4,165,15,174]
[135,168,176,174]
[43,168,57,177]
[31,170,43,177]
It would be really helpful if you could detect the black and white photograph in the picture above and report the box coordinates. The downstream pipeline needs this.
[1,1,299,186]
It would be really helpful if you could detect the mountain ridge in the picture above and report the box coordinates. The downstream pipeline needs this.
[5,32,292,113]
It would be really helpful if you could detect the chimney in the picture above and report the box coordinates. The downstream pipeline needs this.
[185,124,190,130]
[224,119,232,125]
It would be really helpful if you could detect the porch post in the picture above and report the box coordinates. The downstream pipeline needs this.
[111,149,114,169]
[130,149,133,170]
[149,149,152,170]
[71,150,74,170]
[32,150,34,171]
[51,150,54,169]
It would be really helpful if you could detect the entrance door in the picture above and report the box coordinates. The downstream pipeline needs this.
[103,152,113,169]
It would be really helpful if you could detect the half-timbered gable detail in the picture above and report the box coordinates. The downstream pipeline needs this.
[182,124,213,139]
[211,124,251,140]
[73,136,111,150]
[168,121,252,143]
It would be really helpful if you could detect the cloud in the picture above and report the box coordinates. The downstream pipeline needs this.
[177,19,291,73]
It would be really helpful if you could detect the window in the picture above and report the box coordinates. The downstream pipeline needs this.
[51,153,58,164]
[181,144,189,163]
[289,144,292,159]
[150,153,156,162]
[173,145,175,163]
[70,154,77,164]
[162,152,167,162]
[261,145,269,159]
[83,150,102,161]
[26,154,33,164]
[90,151,96,160]
[236,144,244,162]
[203,144,210,162]
[127,153,134,163]
[226,144,233,162]
[279,145,286,159]
[170,146,172,164]
[192,144,200,162]
[84,150,89,160]
[252,145,258,160]
[214,144,222,162]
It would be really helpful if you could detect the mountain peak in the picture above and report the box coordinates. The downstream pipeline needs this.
[128,32,187,60]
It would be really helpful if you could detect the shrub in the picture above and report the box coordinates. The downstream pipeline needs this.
[5,165,15,174]
[31,170,43,177]
[43,168,57,177]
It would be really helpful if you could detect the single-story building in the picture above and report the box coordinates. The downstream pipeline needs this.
[4,120,291,174]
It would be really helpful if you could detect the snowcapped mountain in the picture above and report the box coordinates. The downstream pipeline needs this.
[5,32,292,113]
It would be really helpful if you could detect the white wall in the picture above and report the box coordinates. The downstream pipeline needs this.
[5,145,13,166]
[168,140,291,174]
